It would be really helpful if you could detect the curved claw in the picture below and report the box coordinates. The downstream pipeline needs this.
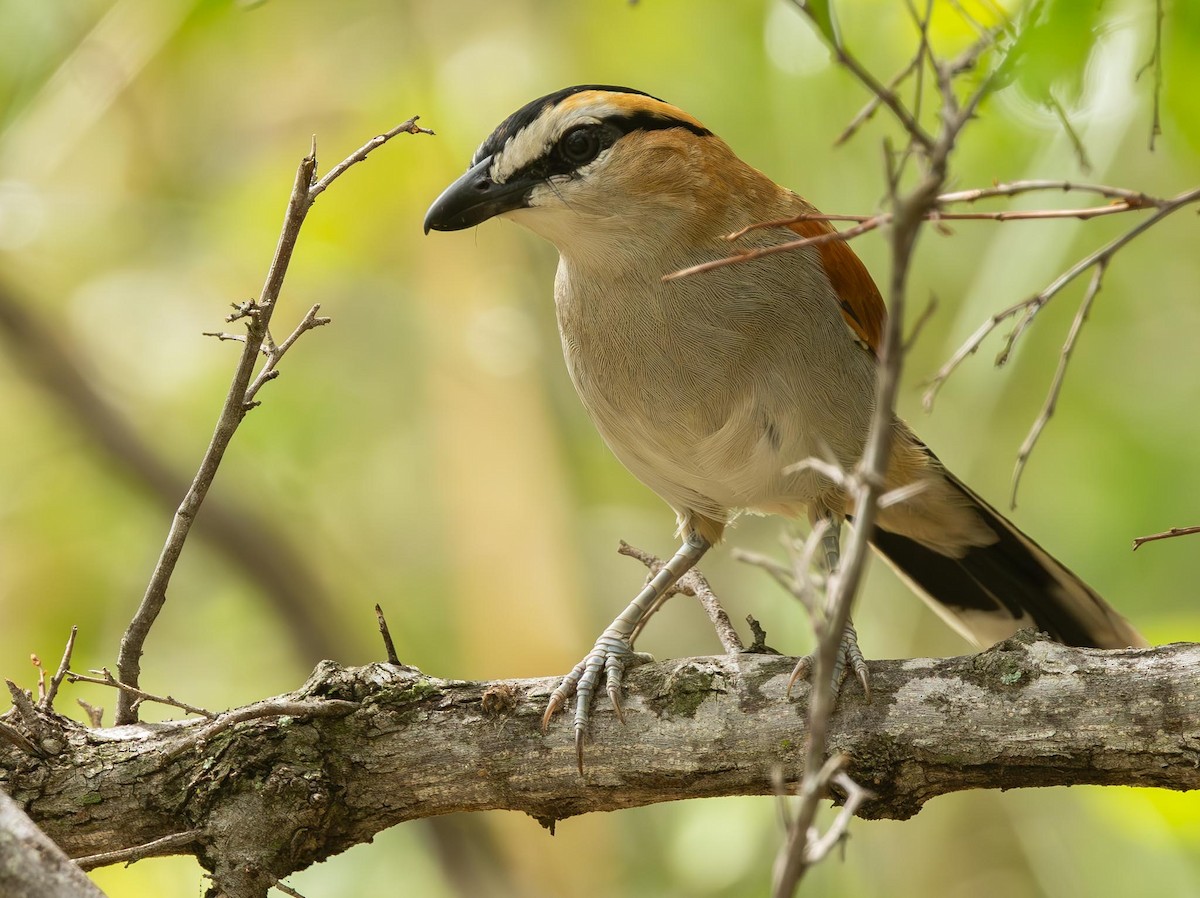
[541,690,566,733]
[542,657,588,732]
[786,655,811,697]
[844,630,871,701]
[787,622,872,704]
[543,634,650,773]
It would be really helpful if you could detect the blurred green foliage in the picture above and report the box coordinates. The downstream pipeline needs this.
[1,0,1197,896]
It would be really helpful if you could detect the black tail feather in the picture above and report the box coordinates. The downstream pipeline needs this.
[868,474,1145,650]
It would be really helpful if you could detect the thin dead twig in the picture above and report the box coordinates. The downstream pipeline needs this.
[789,0,936,151]
[74,830,203,871]
[1008,262,1104,508]
[938,179,1160,206]
[375,604,401,666]
[40,625,78,711]
[113,118,432,725]
[271,881,310,898]
[834,54,922,147]
[1133,526,1200,551]
[68,668,214,718]
[803,770,874,863]
[767,10,1001,892]
[5,679,62,755]
[923,185,1200,413]
[619,541,744,653]
[668,180,1168,285]
[1135,0,1164,150]
[243,304,332,407]
[664,217,883,282]
[77,698,103,727]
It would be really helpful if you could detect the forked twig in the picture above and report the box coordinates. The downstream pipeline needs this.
[67,668,214,719]
[40,625,79,711]
[113,118,432,725]
[923,186,1200,415]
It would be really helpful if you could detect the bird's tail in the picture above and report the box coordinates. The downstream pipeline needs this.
[868,470,1147,650]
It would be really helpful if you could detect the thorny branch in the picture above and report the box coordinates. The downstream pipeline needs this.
[112,118,433,726]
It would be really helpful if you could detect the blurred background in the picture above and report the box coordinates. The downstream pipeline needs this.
[1,0,1198,895]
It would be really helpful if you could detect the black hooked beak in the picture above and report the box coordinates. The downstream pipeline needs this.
[423,155,534,233]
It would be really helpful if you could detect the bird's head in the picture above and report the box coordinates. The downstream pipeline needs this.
[424,85,736,254]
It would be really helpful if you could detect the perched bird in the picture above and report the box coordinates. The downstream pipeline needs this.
[424,85,1146,767]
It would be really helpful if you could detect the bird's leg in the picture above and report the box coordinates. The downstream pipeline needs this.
[787,517,871,701]
[543,531,710,773]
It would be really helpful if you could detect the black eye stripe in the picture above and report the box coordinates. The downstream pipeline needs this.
[608,111,710,140]
[472,84,659,166]
[496,113,711,187]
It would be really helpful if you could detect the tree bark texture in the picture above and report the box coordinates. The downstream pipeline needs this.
[0,788,105,898]
[1,633,1197,897]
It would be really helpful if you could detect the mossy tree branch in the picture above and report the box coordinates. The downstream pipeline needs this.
[1,633,1197,898]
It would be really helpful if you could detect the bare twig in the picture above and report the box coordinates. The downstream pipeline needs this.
[667,179,1174,285]
[74,830,203,871]
[1135,0,1164,150]
[1044,91,1092,173]
[5,680,61,755]
[243,304,332,407]
[1009,262,1104,508]
[31,655,47,704]
[834,54,921,147]
[938,179,1159,206]
[375,604,401,666]
[309,119,434,199]
[802,770,874,863]
[767,10,1002,892]
[41,625,78,711]
[271,881,309,898]
[76,698,103,727]
[114,118,432,725]
[680,568,745,654]
[619,541,744,653]
[736,524,828,622]
[924,186,1200,412]
[904,293,939,353]
[664,217,884,282]
[1133,526,1200,551]
[201,330,252,344]
[789,0,936,150]
[67,669,214,719]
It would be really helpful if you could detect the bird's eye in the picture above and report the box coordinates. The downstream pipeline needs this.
[559,126,603,166]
